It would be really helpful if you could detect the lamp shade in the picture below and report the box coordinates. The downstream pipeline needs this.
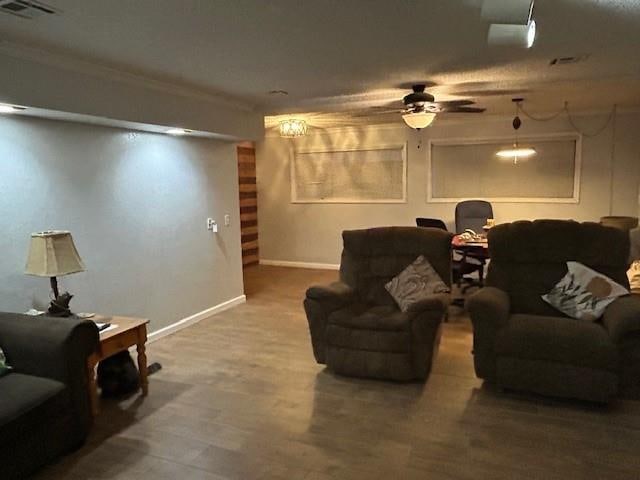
[25,231,85,277]
[402,112,436,130]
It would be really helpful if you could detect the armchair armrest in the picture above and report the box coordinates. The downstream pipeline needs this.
[466,287,511,380]
[306,281,355,305]
[0,312,99,435]
[304,282,355,365]
[406,293,451,314]
[603,295,640,344]
[466,287,510,329]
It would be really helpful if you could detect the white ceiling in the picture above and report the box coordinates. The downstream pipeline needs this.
[1,0,639,125]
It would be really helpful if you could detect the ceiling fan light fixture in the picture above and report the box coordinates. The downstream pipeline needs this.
[279,119,307,137]
[402,111,436,130]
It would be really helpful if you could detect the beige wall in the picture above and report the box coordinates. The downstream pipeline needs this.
[256,112,640,265]
[0,115,244,333]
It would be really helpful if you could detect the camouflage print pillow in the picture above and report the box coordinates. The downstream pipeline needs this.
[543,261,629,321]
[385,255,450,312]
[0,346,12,377]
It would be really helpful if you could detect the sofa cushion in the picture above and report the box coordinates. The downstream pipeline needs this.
[385,255,450,312]
[495,314,619,371]
[0,373,69,445]
[328,304,410,331]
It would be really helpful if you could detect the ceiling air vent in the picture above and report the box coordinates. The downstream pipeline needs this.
[550,55,590,66]
[0,0,59,19]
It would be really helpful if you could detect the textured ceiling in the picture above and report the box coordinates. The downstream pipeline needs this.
[0,0,639,125]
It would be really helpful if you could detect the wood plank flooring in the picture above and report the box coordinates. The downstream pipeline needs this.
[36,266,640,479]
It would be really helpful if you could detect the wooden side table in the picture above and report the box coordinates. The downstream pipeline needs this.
[86,316,150,416]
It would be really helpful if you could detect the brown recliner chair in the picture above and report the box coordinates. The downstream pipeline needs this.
[468,220,640,403]
[304,227,452,381]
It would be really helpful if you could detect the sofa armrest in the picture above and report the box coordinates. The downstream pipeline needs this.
[466,287,511,380]
[603,295,640,344]
[406,293,451,315]
[0,312,99,435]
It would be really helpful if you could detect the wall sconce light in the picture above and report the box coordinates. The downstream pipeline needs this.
[279,119,307,137]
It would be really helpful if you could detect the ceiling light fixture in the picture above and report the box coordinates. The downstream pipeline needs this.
[481,0,534,25]
[279,119,307,137]
[0,104,21,114]
[402,111,436,130]
[166,128,191,135]
[496,98,536,164]
[488,19,536,48]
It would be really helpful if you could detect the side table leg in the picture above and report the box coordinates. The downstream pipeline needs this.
[87,358,99,417]
[137,341,149,396]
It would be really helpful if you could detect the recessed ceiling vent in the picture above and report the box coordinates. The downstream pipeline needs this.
[550,55,589,66]
[0,0,59,19]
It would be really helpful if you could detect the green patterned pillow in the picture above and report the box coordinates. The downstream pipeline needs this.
[543,261,629,321]
[0,346,12,377]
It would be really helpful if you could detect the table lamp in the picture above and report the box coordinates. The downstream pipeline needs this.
[25,231,85,317]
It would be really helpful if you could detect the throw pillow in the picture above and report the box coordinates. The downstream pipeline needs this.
[385,255,450,312]
[0,346,12,377]
[542,261,629,321]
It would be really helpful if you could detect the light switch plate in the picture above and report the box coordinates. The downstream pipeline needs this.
[224,214,231,226]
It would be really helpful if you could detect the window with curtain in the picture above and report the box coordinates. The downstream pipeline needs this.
[291,144,407,203]
[428,135,581,203]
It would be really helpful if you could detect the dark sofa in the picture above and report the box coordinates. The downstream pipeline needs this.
[468,220,640,403]
[304,227,452,381]
[0,313,99,479]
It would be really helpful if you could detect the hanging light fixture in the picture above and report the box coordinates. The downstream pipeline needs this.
[402,111,436,130]
[279,119,308,137]
[496,98,537,164]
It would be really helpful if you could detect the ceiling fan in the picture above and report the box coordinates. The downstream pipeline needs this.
[367,84,486,129]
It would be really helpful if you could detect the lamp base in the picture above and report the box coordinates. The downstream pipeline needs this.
[48,292,74,317]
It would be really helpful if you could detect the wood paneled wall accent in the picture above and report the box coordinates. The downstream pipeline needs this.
[238,145,259,266]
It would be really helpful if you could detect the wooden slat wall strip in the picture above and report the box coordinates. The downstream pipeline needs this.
[238,145,258,267]
[240,197,258,207]
[240,212,257,222]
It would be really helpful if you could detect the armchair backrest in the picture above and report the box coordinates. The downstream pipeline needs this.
[487,220,630,316]
[455,200,493,233]
[340,227,453,306]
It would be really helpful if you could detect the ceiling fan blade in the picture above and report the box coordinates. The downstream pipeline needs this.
[429,100,476,108]
[351,108,401,117]
[442,107,486,113]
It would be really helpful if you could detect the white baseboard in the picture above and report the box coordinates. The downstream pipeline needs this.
[259,259,340,270]
[147,294,246,343]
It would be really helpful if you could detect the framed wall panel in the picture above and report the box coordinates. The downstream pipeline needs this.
[291,144,407,203]
[427,134,581,203]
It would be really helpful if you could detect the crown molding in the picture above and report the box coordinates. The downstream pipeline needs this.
[0,39,256,112]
